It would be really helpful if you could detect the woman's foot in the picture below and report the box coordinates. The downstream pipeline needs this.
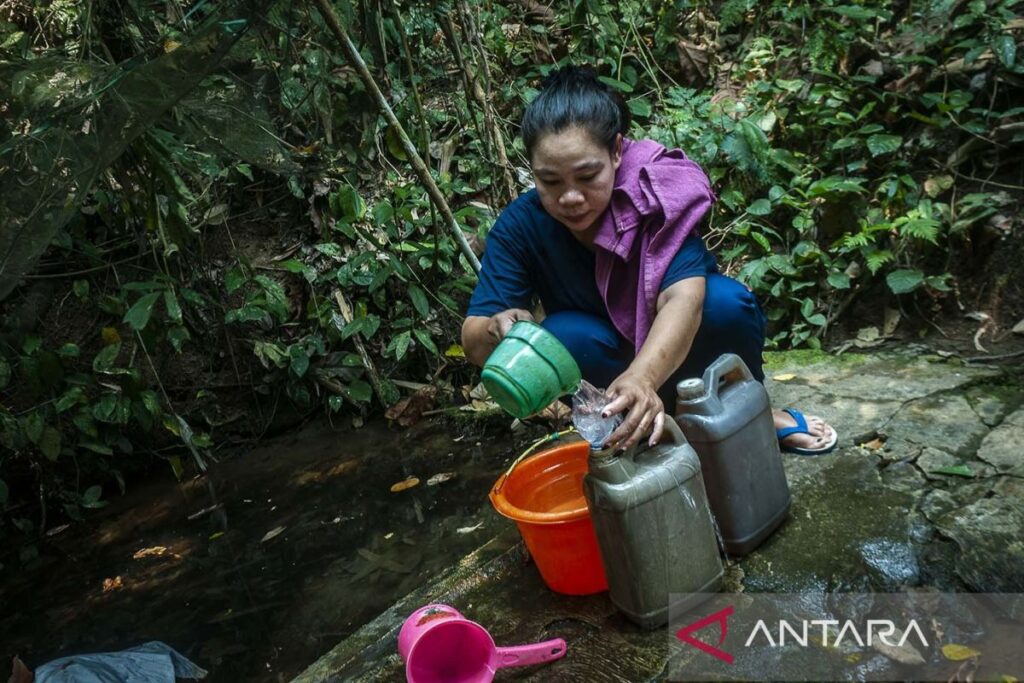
[773,408,838,455]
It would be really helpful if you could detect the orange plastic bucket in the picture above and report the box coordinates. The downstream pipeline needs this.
[489,438,608,595]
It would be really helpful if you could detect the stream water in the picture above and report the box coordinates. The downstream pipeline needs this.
[0,416,530,682]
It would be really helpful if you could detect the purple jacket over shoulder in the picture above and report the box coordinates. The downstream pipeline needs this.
[593,137,715,350]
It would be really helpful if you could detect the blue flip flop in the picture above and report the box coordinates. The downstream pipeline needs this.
[776,408,838,456]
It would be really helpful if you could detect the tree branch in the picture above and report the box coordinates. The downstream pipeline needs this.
[313,0,481,273]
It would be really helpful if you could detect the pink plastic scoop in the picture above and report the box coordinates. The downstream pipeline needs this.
[398,604,567,683]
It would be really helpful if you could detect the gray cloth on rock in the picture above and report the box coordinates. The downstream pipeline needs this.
[34,641,206,683]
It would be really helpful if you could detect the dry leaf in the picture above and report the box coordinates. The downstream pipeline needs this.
[101,327,121,346]
[390,476,420,493]
[260,526,286,543]
[385,386,437,427]
[457,522,484,534]
[535,399,571,424]
[133,546,175,560]
[924,175,954,198]
[8,656,33,683]
[102,576,123,593]
[882,307,902,337]
[860,438,886,451]
[1012,319,1024,335]
[772,373,797,382]
[675,39,711,85]
[444,344,465,358]
[427,472,457,486]
[942,643,981,661]
[873,638,926,665]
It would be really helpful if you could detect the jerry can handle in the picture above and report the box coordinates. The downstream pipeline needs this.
[703,353,753,398]
[661,416,686,446]
[623,412,687,463]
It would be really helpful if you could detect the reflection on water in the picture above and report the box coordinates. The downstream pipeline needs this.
[0,417,532,682]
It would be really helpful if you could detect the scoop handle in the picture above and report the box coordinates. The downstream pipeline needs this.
[495,638,567,668]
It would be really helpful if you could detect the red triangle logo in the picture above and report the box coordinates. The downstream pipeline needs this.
[675,604,735,664]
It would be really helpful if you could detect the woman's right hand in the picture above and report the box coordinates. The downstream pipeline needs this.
[487,308,534,342]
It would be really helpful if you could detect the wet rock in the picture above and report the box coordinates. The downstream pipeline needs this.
[743,455,919,592]
[975,408,1024,477]
[781,355,997,402]
[879,460,927,494]
[811,396,905,444]
[884,394,989,457]
[916,447,994,480]
[921,489,958,523]
[936,496,1024,592]
[968,393,1009,427]
[993,476,1024,498]
[872,437,923,465]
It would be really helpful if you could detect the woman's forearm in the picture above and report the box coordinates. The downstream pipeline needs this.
[626,277,706,389]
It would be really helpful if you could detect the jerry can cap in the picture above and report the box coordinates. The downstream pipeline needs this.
[676,377,705,401]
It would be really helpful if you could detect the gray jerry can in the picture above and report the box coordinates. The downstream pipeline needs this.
[583,419,723,630]
[675,353,791,556]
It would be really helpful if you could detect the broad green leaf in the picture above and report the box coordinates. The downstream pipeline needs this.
[409,285,430,318]
[315,242,343,257]
[72,279,89,299]
[345,380,373,403]
[92,343,122,373]
[628,98,652,117]
[81,485,106,509]
[163,290,182,324]
[747,199,772,216]
[413,328,438,355]
[0,357,9,389]
[385,125,408,160]
[866,134,902,157]
[22,336,41,355]
[926,275,952,292]
[39,427,61,461]
[167,326,190,352]
[123,292,161,331]
[828,5,878,20]
[886,269,924,295]
[289,346,310,378]
[280,259,317,283]
[24,412,44,443]
[56,387,84,413]
[331,184,366,221]
[994,35,1016,68]
[225,267,247,293]
[827,272,852,290]
[1,30,25,48]
[57,343,79,357]
[390,331,412,361]
[597,76,633,93]
[751,231,771,251]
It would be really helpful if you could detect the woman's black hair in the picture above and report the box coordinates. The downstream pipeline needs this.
[521,65,631,159]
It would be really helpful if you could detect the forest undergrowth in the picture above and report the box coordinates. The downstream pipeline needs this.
[0,0,1021,559]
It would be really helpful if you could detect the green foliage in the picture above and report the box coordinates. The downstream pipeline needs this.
[1,0,1021,546]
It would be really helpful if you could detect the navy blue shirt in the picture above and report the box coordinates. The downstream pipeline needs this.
[467,190,717,319]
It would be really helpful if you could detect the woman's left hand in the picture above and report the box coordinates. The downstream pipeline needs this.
[601,371,666,451]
